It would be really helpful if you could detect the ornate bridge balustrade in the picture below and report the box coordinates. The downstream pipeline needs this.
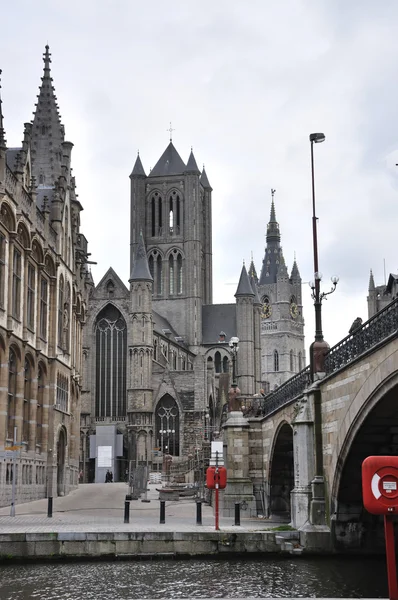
[254,367,311,419]
[324,296,398,375]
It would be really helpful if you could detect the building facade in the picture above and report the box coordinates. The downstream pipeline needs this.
[0,47,91,507]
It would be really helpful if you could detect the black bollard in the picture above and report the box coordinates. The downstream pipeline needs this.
[160,500,165,524]
[234,502,240,526]
[196,500,202,525]
[124,500,130,524]
[47,496,53,518]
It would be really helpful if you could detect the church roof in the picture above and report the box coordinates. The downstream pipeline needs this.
[130,153,146,178]
[290,258,301,281]
[250,275,261,304]
[5,148,21,172]
[129,231,153,281]
[185,149,200,174]
[368,269,375,291]
[202,304,237,344]
[259,195,286,286]
[150,142,186,177]
[386,273,398,294]
[200,167,212,190]
[248,256,258,284]
[235,264,255,297]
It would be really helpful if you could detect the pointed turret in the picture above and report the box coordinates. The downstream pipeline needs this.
[248,253,258,284]
[235,264,255,297]
[368,269,375,291]
[259,191,286,285]
[200,167,212,190]
[0,70,6,150]
[290,256,301,282]
[129,231,153,282]
[250,274,261,305]
[150,142,186,177]
[31,45,65,187]
[185,149,200,174]
[130,153,146,178]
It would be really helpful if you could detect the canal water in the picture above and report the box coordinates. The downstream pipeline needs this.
[0,556,389,598]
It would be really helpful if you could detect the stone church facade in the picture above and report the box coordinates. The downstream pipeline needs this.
[82,143,306,481]
[0,47,92,507]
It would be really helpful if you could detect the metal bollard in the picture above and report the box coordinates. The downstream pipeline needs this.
[124,500,130,524]
[234,502,241,526]
[160,500,165,524]
[47,496,53,518]
[196,500,202,525]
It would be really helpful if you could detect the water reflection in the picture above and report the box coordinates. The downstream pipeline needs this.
[0,556,388,599]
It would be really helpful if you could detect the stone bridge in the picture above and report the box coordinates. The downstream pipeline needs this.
[243,296,398,552]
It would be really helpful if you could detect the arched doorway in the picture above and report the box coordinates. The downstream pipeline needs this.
[333,380,398,552]
[269,423,294,520]
[57,428,67,496]
[155,395,180,456]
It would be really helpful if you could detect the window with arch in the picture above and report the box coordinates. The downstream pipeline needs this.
[214,351,221,373]
[290,350,294,372]
[169,255,174,295]
[168,191,181,236]
[58,275,64,348]
[8,349,17,440]
[156,394,180,456]
[168,249,183,296]
[149,251,163,296]
[23,358,32,443]
[36,365,44,446]
[27,264,36,331]
[177,254,182,294]
[154,338,158,361]
[95,304,127,418]
[298,351,303,371]
[12,248,21,319]
[0,232,6,309]
[223,356,229,373]
[274,350,279,372]
[40,276,48,340]
[64,283,71,353]
[169,197,174,234]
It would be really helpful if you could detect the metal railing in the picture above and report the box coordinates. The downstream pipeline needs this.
[325,295,398,375]
[257,366,312,418]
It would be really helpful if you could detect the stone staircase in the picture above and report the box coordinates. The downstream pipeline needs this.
[274,530,304,555]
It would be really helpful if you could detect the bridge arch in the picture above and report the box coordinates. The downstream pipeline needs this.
[330,352,398,550]
[269,421,294,520]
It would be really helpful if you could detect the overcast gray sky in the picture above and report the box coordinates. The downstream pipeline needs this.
[1,0,398,354]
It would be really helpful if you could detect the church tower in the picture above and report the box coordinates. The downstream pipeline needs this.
[129,140,212,349]
[256,192,305,391]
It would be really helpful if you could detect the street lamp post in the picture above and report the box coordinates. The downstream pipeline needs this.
[228,337,239,388]
[309,133,338,375]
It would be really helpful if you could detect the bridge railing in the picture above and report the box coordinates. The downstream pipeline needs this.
[255,366,312,419]
[325,295,398,375]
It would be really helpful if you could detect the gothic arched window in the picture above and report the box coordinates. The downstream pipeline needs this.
[156,254,162,295]
[169,255,174,295]
[223,356,229,373]
[215,351,221,373]
[290,350,294,372]
[298,351,303,372]
[177,254,182,294]
[274,350,279,372]
[95,304,127,418]
[8,349,17,440]
[58,275,64,348]
[156,394,180,456]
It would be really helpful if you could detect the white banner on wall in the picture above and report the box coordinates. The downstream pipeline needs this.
[97,445,112,468]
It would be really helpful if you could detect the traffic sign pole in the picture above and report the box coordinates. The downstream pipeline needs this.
[384,514,398,600]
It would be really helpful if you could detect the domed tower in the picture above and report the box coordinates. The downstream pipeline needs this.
[256,191,305,391]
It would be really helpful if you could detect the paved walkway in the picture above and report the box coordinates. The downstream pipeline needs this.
[0,483,280,533]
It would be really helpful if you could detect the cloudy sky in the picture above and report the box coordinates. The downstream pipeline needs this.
[1,0,398,354]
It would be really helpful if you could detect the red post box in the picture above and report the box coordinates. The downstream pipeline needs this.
[206,466,227,490]
[362,456,398,515]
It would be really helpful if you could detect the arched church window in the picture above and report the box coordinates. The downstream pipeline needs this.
[169,255,174,295]
[177,253,182,294]
[223,356,229,373]
[158,197,163,233]
[149,255,154,280]
[274,350,279,372]
[154,338,158,361]
[95,304,127,418]
[157,254,162,295]
[8,349,17,440]
[156,394,180,456]
[176,196,180,232]
[151,198,156,237]
[57,275,64,348]
[169,198,174,235]
[290,350,294,372]
[214,351,221,373]
[298,351,303,371]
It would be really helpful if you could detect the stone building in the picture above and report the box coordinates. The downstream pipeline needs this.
[249,194,305,392]
[368,269,398,318]
[0,47,91,507]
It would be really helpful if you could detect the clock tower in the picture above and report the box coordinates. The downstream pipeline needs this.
[254,193,305,392]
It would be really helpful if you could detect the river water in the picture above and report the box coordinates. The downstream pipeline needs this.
[0,556,388,599]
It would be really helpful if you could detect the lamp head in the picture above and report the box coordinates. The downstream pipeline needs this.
[331,276,339,285]
[229,336,240,349]
[309,132,326,143]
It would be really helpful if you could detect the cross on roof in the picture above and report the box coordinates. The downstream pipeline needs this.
[167,122,175,142]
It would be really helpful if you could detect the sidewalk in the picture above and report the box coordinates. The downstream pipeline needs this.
[0,483,280,533]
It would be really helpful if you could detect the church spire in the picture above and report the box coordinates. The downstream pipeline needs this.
[235,263,255,297]
[0,70,6,150]
[259,189,285,285]
[266,188,280,244]
[31,45,65,187]
[185,149,200,174]
[200,167,212,190]
[129,230,153,282]
[368,269,375,291]
[130,152,146,178]
[248,252,258,284]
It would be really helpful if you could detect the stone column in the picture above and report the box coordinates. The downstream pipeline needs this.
[222,406,257,517]
[0,347,8,448]
[291,393,315,528]
[28,370,38,453]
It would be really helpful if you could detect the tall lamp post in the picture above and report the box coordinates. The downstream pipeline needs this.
[309,133,339,375]
[228,337,239,388]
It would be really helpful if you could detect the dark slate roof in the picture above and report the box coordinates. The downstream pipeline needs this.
[185,150,200,174]
[6,148,21,172]
[200,168,212,190]
[258,199,284,286]
[150,142,186,177]
[290,259,300,281]
[130,154,146,178]
[250,275,261,304]
[235,264,255,297]
[386,273,398,294]
[129,232,153,281]
[202,304,237,344]
[368,270,375,291]
[36,186,54,210]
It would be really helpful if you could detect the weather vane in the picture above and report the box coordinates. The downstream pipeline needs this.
[271,188,276,199]
[167,122,175,142]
